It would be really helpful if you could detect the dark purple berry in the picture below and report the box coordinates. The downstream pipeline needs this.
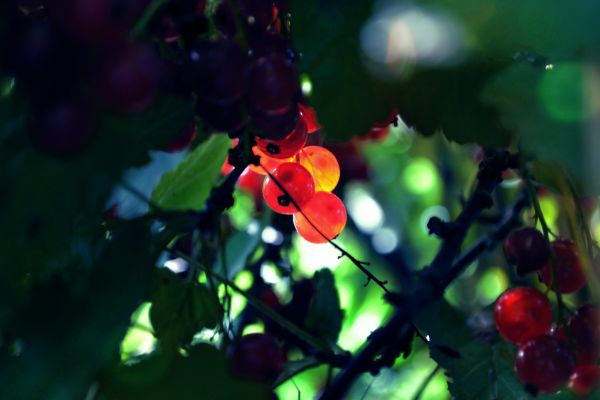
[515,335,575,394]
[29,100,96,157]
[503,227,549,276]
[184,39,248,103]
[93,44,161,113]
[227,333,285,381]
[246,54,299,114]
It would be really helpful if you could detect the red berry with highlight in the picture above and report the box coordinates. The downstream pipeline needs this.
[569,365,600,396]
[262,163,315,214]
[515,335,575,394]
[494,287,552,344]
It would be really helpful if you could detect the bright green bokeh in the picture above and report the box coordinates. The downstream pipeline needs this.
[538,63,599,122]
[477,267,508,304]
[402,158,441,196]
[234,270,254,291]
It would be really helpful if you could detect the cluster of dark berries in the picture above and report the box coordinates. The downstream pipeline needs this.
[494,227,599,395]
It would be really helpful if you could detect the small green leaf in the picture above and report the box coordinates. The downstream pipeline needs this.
[150,269,220,347]
[304,269,344,345]
[151,134,231,210]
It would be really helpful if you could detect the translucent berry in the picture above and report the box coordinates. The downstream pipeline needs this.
[262,163,314,214]
[255,118,307,159]
[250,103,299,141]
[569,365,600,396]
[237,168,264,207]
[298,146,340,192]
[293,192,347,243]
[249,146,294,176]
[503,227,549,276]
[515,335,575,394]
[493,287,552,344]
[227,333,285,381]
[539,240,586,293]
[568,304,600,365]
[298,103,320,133]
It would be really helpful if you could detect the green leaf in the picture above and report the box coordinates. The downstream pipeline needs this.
[99,343,271,400]
[151,134,231,210]
[304,269,344,345]
[150,269,220,347]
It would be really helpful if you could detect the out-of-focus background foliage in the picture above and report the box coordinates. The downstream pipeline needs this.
[1,0,600,399]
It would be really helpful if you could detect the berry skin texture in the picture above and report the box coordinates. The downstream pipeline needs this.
[298,146,340,192]
[255,118,307,159]
[94,44,160,113]
[249,146,294,176]
[262,163,315,214]
[493,287,553,344]
[29,100,96,157]
[227,333,285,381]
[569,365,600,396]
[568,304,600,365]
[503,227,549,276]
[293,192,347,244]
[246,54,299,114]
[538,240,586,293]
[515,335,575,394]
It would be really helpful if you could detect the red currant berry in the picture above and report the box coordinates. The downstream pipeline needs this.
[29,100,96,157]
[293,192,347,243]
[493,287,552,344]
[568,304,600,365]
[93,44,160,113]
[166,121,196,152]
[503,227,549,276]
[298,146,340,192]
[246,54,299,114]
[515,335,575,394]
[237,168,264,208]
[255,118,307,159]
[539,240,586,293]
[248,146,294,176]
[569,365,600,396]
[298,103,320,133]
[262,163,315,214]
[227,333,285,381]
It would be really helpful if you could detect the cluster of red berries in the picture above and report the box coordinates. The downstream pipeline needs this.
[224,105,348,244]
[494,227,600,395]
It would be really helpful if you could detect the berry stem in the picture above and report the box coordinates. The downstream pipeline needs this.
[171,248,334,354]
[130,0,169,39]
[261,165,390,293]
[520,162,568,325]
[319,150,522,400]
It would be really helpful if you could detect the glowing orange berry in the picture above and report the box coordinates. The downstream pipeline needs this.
[298,146,340,192]
[293,192,346,243]
[249,146,295,176]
